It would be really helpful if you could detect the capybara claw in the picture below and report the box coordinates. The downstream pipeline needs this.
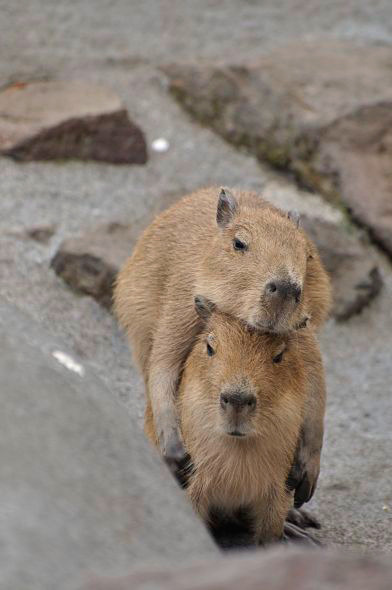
[286,508,321,530]
[283,522,321,546]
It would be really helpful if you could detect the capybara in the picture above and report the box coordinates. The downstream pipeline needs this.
[144,296,325,544]
[114,187,330,505]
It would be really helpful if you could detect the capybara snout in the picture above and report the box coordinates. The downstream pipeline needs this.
[220,390,257,411]
[220,389,257,437]
[264,279,302,304]
[261,277,304,332]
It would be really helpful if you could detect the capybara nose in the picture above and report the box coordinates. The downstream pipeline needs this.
[265,280,302,304]
[220,391,257,411]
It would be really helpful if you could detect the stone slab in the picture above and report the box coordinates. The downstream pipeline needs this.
[0,81,148,164]
[0,302,216,590]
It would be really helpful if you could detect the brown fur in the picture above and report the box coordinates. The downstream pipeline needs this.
[114,187,331,492]
[145,307,324,544]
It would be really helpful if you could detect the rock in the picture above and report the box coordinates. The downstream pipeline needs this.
[301,217,383,321]
[0,81,148,164]
[163,41,392,254]
[0,302,216,590]
[51,222,137,309]
[312,104,392,255]
[84,546,392,590]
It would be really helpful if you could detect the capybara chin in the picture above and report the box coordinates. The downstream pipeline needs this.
[145,296,323,544]
[114,186,330,504]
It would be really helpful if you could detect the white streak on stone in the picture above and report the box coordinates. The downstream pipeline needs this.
[52,350,85,377]
[151,138,170,152]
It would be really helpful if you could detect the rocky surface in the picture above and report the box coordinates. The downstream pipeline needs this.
[0,81,147,164]
[0,0,391,580]
[0,303,216,590]
[26,225,56,244]
[51,222,137,309]
[300,217,382,321]
[85,547,392,590]
[49,189,181,309]
[313,104,392,255]
[163,41,392,254]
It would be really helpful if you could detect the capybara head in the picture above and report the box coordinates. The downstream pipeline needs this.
[195,188,323,333]
[179,297,307,441]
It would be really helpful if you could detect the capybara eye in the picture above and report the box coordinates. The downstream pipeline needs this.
[207,343,215,357]
[273,351,284,364]
[233,238,247,251]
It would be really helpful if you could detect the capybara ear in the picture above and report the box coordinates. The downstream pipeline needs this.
[216,187,237,228]
[194,295,216,323]
[287,209,301,229]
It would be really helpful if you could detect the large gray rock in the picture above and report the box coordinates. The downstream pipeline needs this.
[0,303,216,590]
[0,81,148,164]
[85,546,392,590]
[163,41,392,255]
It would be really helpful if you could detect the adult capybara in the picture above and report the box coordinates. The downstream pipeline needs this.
[114,187,330,505]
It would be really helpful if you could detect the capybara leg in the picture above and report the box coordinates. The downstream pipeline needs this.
[144,396,190,482]
[148,362,186,467]
[147,303,200,467]
[287,357,326,507]
[254,491,290,545]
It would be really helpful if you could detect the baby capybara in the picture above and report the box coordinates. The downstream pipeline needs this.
[144,296,324,544]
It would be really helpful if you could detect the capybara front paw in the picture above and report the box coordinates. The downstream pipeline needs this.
[283,521,321,546]
[161,428,187,470]
[287,454,320,508]
[286,508,321,530]
[293,472,314,508]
